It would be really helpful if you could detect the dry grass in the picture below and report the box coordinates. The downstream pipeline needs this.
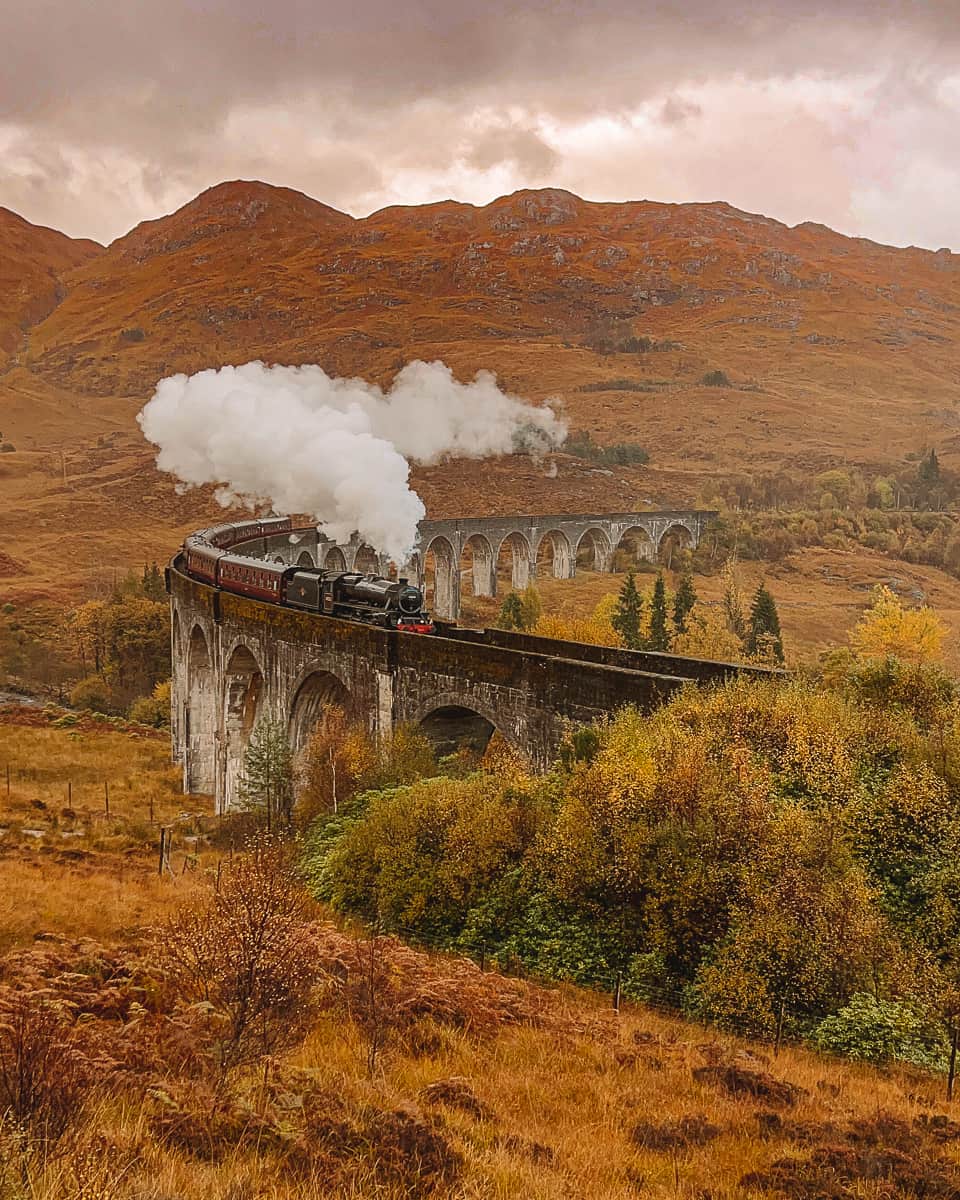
[0,719,210,950]
[10,963,960,1200]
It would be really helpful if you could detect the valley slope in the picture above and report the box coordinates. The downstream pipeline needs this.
[2,183,959,649]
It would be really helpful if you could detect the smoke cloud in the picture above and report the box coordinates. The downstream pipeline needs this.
[137,359,566,560]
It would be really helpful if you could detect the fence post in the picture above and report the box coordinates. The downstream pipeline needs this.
[613,972,622,1013]
[949,1026,958,1102]
[5,764,9,798]
[158,828,167,876]
[67,780,72,807]
[104,781,110,817]
[774,998,786,1057]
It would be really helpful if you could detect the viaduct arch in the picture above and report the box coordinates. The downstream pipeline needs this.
[256,509,715,621]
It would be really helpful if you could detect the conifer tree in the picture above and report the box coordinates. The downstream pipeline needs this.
[919,447,941,485]
[611,572,643,649]
[239,717,295,830]
[142,562,165,602]
[496,592,525,631]
[648,573,670,651]
[672,572,697,634]
[747,582,784,663]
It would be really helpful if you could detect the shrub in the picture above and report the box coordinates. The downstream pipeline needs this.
[69,674,114,713]
[814,993,948,1070]
[127,679,171,727]
[701,370,731,387]
[160,836,322,1075]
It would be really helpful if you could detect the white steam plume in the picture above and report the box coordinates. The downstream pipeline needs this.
[137,359,566,560]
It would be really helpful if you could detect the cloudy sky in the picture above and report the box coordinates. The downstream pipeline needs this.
[1,1,957,249]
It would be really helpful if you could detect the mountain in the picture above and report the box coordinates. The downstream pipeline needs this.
[0,208,101,369]
[12,181,960,479]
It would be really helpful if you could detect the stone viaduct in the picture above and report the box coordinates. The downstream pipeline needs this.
[254,509,715,621]
[169,532,775,815]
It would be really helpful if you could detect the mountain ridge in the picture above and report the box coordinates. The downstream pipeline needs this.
[2,181,958,486]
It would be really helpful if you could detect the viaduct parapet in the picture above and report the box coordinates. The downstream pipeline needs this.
[253,509,715,621]
[169,558,773,813]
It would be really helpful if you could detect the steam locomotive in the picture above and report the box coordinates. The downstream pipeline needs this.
[180,518,434,633]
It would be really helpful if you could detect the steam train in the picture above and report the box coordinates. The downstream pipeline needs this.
[180,517,434,633]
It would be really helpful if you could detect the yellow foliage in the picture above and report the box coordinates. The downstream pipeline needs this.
[850,585,945,664]
[670,605,744,662]
[531,611,622,647]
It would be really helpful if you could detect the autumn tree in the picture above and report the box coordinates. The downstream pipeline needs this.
[161,836,321,1077]
[721,557,746,641]
[671,607,744,662]
[519,584,543,631]
[611,572,643,649]
[647,573,670,651]
[850,585,946,663]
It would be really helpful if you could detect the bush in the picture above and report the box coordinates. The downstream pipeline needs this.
[69,674,114,713]
[814,993,948,1070]
[564,429,649,465]
[0,443,15,454]
[701,370,731,387]
[128,679,171,727]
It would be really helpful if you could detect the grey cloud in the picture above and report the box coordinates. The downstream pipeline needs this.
[0,1,957,246]
[464,122,558,177]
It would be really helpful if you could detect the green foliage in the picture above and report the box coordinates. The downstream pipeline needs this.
[496,592,525,631]
[611,572,643,649]
[497,586,561,635]
[747,583,783,662]
[564,430,649,466]
[141,562,165,602]
[240,717,295,829]
[814,993,948,1070]
[919,447,941,485]
[648,573,669,651]
[700,370,731,387]
[314,774,547,946]
[672,572,697,634]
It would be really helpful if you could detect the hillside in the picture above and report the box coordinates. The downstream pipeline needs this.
[0,208,101,371]
[2,711,960,1200]
[9,180,960,477]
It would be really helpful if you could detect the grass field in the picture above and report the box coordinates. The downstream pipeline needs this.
[0,714,208,949]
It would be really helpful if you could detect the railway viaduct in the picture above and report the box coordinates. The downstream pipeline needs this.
[253,509,715,621]
[169,525,774,814]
